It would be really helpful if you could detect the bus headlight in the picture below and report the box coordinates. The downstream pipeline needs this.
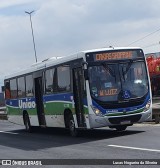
[144,100,151,112]
[91,105,103,116]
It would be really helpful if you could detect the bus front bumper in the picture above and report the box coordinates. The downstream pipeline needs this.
[88,109,152,129]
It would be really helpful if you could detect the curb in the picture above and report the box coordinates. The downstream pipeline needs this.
[134,122,160,126]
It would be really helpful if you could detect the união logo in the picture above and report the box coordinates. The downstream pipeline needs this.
[19,100,36,109]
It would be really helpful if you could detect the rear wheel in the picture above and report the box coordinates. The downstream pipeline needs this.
[115,125,127,131]
[24,113,32,133]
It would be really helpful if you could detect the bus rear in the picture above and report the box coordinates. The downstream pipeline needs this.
[85,48,152,130]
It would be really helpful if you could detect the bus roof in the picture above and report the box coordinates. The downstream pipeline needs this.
[82,46,141,53]
[4,47,142,80]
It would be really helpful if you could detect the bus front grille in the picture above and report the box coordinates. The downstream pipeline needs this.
[108,114,142,125]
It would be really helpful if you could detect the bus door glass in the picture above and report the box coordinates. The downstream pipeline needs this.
[72,67,86,127]
[34,76,46,126]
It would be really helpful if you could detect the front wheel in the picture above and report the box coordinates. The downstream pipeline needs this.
[68,115,78,137]
[115,125,127,131]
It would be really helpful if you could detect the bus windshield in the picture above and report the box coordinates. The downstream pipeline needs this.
[88,61,149,102]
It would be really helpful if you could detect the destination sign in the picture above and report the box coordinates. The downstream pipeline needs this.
[86,49,144,62]
[95,51,132,61]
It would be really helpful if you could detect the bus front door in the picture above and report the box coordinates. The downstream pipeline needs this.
[73,68,86,128]
[35,77,46,126]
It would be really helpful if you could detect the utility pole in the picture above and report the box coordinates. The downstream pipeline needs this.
[25,11,38,62]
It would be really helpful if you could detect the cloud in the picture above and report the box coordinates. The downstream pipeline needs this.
[0,0,29,8]
[1,0,160,86]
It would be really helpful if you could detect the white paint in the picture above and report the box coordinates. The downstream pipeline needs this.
[0,131,18,135]
[19,100,36,109]
[45,115,65,128]
[29,115,39,126]
[108,145,160,153]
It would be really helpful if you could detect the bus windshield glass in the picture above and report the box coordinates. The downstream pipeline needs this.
[88,61,149,102]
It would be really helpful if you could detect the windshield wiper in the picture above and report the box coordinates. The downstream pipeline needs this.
[121,60,133,82]
[101,63,117,82]
[101,63,115,76]
[118,61,133,101]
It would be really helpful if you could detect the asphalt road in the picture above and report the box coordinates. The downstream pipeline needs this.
[0,120,160,168]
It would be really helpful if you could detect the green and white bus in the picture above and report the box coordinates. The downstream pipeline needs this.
[4,47,152,136]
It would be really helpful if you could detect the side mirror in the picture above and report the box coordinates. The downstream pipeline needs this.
[84,69,89,80]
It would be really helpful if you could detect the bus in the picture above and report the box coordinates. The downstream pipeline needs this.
[146,52,160,96]
[146,52,160,123]
[4,47,152,136]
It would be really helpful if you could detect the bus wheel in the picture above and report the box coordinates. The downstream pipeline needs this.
[24,113,32,133]
[68,114,78,137]
[115,125,127,131]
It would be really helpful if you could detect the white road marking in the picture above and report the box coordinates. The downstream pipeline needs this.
[108,145,160,153]
[0,131,18,135]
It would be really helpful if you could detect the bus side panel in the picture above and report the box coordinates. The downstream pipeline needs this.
[43,93,74,127]
[6,98,40,126]
[6,99,24,125]
[43,93,89,128]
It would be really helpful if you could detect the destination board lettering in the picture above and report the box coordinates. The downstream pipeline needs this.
[99,89,118,96]
[95,51,132,61]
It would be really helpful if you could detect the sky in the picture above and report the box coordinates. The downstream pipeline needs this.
[0,0,160,88]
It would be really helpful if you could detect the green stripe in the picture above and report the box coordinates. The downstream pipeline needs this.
[7,102,89,115]
[7,106,20,115]
[44,102,73,115]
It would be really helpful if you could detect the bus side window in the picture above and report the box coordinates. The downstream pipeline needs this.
[17,76,25,98]
[45,68,54,94]
[10,78,17,99]
[5,81,11,99]
[26,74,34,97]
[57,65,71,92]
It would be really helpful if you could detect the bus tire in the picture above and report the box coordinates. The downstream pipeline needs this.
[115,125,127,131]
[68,114,78,137]
[24,113,32,133]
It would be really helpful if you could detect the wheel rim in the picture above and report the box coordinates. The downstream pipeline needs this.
[69,120,75,132]
[69,119,78,136]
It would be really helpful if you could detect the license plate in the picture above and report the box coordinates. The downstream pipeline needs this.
[120,120,131,125]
